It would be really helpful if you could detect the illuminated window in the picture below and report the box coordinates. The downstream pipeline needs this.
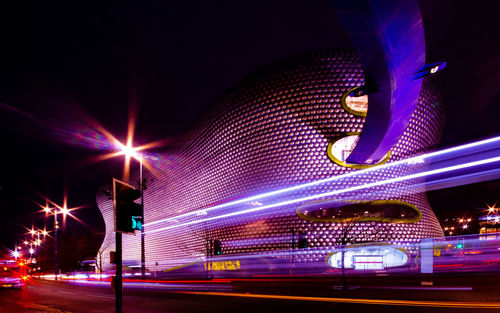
[296,199,422,223]
[345,94,368,112]
[329,134,359,163]
[341,87,368,116]
[327,133,391,168]
[326,245,408,269]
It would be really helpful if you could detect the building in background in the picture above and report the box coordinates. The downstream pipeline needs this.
[96,50,444,272]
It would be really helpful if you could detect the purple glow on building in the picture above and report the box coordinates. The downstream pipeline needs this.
[97,50,445,270]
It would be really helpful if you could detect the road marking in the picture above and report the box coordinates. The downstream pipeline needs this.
[16,301,72,313]
[364,286,473,291]
[176,291,500,309]
[58,290,75,294]
[90,294,114,299]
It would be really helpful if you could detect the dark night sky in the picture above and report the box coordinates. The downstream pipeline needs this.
[0,1,499,249]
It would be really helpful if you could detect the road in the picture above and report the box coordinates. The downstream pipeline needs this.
[1,277,500,313]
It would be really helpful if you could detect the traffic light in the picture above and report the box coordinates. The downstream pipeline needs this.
[298,230,307,249]
[213,240,222,255]
[113,178,143,234]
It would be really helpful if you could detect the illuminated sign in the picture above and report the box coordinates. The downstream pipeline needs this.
[354,256,383,270]
[204,260,241,271]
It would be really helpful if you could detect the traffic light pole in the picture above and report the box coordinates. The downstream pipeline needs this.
[54,210,58,281]
[112,176,144,312]
[115,232,122,313]
[140,158,145,279]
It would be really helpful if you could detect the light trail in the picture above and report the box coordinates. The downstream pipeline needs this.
[146,155,500,234]
[176,291,500,309]
[146,136,500,227]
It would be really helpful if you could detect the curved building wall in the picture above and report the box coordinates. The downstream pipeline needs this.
[96,50,444,270]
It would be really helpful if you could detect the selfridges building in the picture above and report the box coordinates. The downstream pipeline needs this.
[96,50,444,272]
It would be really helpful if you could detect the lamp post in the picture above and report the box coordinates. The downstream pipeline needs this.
[118,143,146,279]
[139,156,145,279]
[43,205,61,280]
[54,209,59,281]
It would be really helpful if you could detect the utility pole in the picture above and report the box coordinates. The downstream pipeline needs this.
[115,233,122,313]
[54,210,58,281]
[140,157,146,279]
[113,178,143,313]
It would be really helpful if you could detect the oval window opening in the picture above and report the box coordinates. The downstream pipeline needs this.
[325,245,409,269]
[327,133,391,168]
[297,199,422,223]
[341,87,368,116]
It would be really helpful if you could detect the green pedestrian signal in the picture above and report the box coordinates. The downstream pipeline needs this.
[131,216,142,231]
[213,240,222,255]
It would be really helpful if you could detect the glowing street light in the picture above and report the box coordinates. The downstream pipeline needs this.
[13,249,20,259]
[38,199,84,280]
[60,206,69,217]
[116,140,146,279]
[118,142,142,161]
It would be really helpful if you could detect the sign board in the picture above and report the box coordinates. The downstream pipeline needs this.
[354,255,383,270]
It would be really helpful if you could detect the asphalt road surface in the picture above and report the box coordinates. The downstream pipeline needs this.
[1,278,500,313]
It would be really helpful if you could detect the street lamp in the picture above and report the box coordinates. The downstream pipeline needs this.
[43,206,60,280]
[117,142,146,279]
[13,247,20,259]
[38,200,81,280]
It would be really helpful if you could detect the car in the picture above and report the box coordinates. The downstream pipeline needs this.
[0,259,26,290]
